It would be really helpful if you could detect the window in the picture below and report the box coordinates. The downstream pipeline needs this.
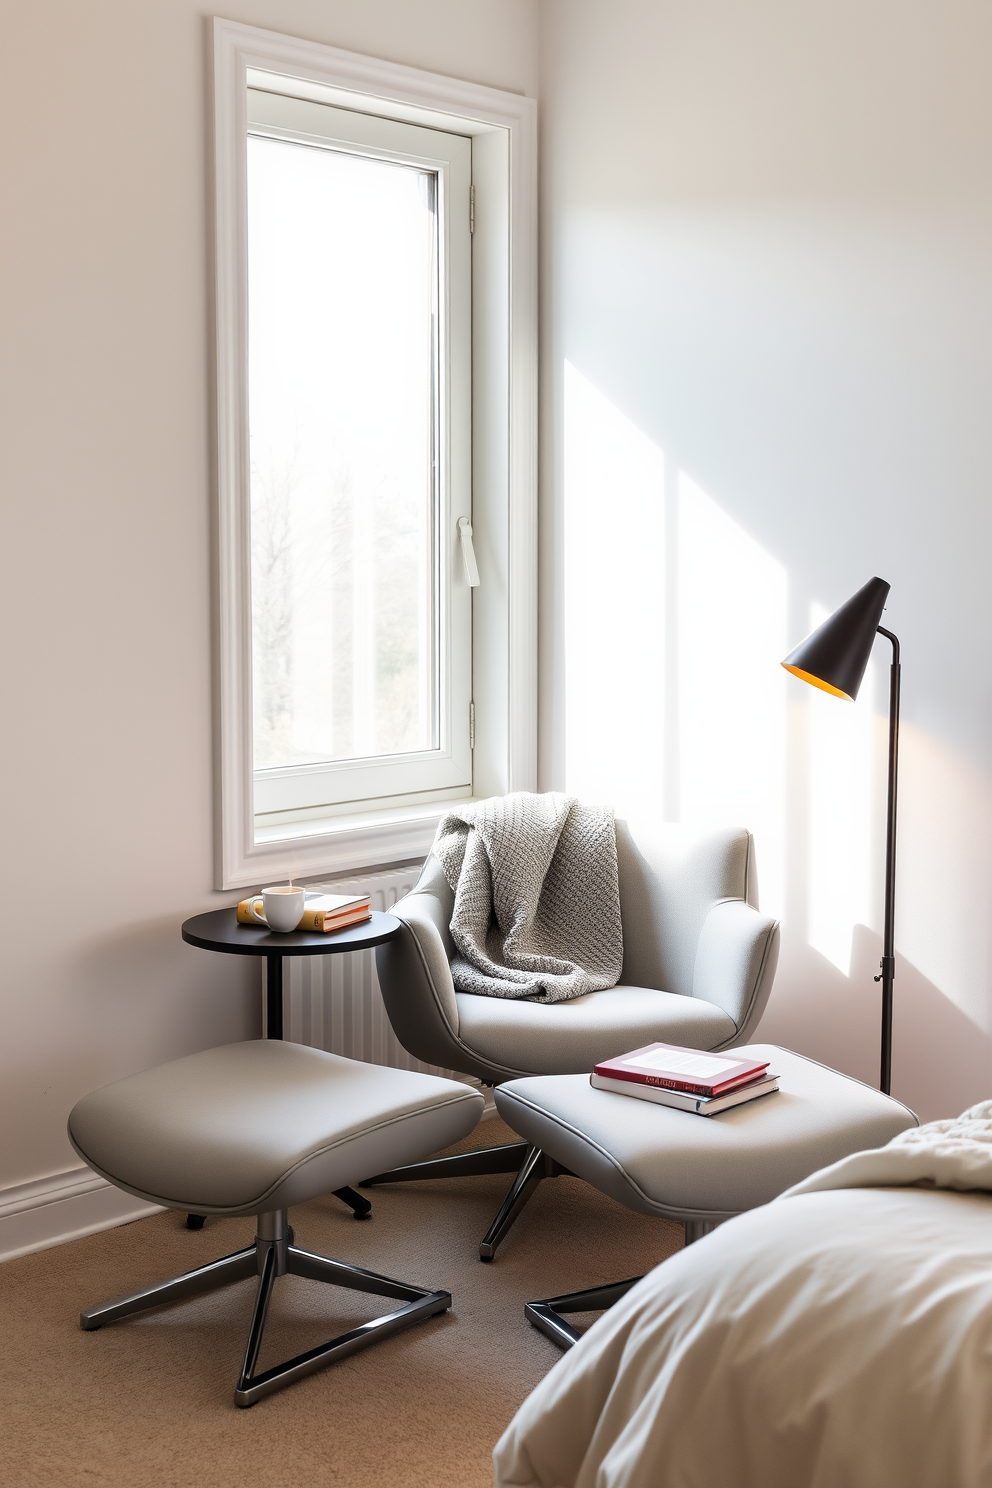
[213,21,536,889]
[246,93,472,831]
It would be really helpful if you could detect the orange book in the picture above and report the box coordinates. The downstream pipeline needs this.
[299,903,372,933]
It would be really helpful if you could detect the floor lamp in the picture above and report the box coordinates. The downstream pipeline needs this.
[782,576,900,1096]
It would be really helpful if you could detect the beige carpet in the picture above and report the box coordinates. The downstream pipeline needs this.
[1,1117,682,1488]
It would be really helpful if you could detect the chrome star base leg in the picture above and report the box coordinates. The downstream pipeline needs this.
[79,1208,449,1408]
[361,1140,531,1187]
[362,1142,573,1262]
[477,1146,573,1261]
[524,1219,718,1351]
[330,1185,373,1220]
[525,1277,643,1351]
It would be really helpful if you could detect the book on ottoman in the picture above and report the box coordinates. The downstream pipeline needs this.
[591,1042,778,1115]
[590,1069,780,1116]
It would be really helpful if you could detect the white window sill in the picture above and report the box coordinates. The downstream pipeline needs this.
[225,797,482,890]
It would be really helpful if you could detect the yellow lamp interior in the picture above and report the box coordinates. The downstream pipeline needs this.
[781,664,852,700]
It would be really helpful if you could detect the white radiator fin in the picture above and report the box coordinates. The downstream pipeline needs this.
[283,865,480,1092]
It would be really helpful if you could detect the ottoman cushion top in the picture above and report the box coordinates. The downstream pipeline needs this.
[69,1040,483,1216]
[495,1045,917,1221]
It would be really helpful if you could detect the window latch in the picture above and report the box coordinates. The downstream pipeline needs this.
[457,516,481,587]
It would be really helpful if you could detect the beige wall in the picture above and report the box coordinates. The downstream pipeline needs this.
[538,0,992,1120]
[0,0,538,1196]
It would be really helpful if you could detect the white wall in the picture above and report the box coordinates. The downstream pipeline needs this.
[0,0,538,1222]
[539,0,992,1120]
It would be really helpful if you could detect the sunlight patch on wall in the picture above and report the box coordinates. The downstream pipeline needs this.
[806,602,874,974]
[563,364,787,916]
[678,475,787,918]
[563,361,665,818]
[898,725,992,1032]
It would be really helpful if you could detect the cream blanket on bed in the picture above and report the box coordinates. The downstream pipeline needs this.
[782,1097,992,1197]
[433,792,622,1003]
[494,1105,992,1488]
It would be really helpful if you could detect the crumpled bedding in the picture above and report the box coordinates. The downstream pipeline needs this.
[783,1097,992,1198]
[494,1103,992,1488]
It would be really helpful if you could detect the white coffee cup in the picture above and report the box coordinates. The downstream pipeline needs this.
[246,885,305,933]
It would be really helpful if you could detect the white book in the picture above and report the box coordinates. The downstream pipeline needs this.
[302,892,371,913]
[590,1071,780,1116]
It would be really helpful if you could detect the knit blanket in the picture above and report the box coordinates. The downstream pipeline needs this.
[432,792,623,1003]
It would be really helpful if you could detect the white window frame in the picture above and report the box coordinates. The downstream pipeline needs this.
[212,19,537,890]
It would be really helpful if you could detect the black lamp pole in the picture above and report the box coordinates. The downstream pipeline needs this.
[874,626,900,1096]
[782,577,900,1096]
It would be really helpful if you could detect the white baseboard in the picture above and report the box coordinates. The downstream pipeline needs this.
[0,1166,162,1264]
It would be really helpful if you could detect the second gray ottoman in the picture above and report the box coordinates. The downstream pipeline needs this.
[496,1044,917,1230]
[495,1044,917,1350]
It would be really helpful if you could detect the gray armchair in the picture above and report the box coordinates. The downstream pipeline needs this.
[368,816,780,1258]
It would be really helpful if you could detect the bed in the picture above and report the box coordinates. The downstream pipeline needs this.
[494,1104,992,1488]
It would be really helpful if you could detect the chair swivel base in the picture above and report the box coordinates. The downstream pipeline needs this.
[524,1220,717,1351]
[362,1142,573,1261]
[80,1208,449,1407]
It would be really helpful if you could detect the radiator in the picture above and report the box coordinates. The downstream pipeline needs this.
[282,864,482,1094]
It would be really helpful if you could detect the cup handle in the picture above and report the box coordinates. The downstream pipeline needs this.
[247,897,267,925]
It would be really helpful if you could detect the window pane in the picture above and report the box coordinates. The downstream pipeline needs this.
[247,135,438,773]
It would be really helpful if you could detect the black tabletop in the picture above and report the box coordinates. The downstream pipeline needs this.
[181,908,402,957]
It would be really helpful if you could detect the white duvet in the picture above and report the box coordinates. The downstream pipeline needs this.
[494,1103,992,1488]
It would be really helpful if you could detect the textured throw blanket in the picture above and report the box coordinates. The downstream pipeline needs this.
[432,792,622,1003]
[782,1100,992,1198]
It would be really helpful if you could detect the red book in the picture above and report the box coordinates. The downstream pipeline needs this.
[593,1042,770,1098]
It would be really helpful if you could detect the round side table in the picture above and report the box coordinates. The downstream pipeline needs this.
[180,907,402,1226]
[181,908,401,1040]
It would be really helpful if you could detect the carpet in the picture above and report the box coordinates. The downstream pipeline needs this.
[1,1117,682,1488]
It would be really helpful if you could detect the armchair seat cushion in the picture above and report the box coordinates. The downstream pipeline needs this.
[455,986,737,1077]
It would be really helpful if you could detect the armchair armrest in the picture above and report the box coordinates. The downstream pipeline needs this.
[395,893,460,1035]
[692,899,780,1042]
[374,891,464,1070]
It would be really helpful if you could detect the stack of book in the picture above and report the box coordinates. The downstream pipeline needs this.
[591,1042,779,1116]
[236,891,372,934]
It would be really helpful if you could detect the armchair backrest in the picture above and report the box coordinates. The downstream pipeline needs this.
[617,818,756,998]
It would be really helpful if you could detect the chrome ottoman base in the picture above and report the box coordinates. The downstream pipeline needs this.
[80,1207,450,1407]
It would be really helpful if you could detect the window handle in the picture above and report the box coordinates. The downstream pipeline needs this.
[458,516,481,587]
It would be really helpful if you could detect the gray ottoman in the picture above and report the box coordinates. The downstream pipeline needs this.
[494,1044,917,1347]
[69,1040,483,1405]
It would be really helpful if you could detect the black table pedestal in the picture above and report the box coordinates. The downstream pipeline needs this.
[266,953,284,1040]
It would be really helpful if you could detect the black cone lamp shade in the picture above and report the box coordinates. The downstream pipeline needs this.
[782,576,890,700]
[782,576,901,1097]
